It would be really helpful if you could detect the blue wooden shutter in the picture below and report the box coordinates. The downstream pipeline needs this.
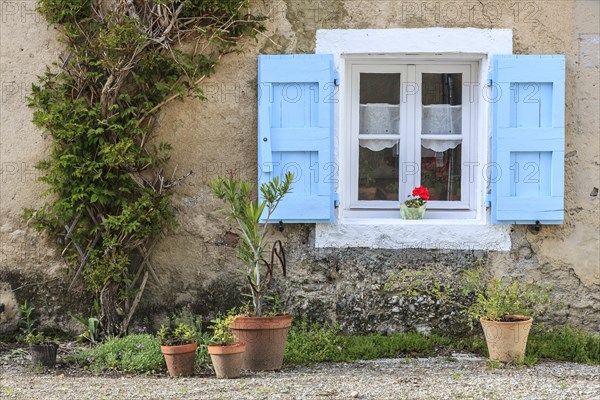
[258,54,336,223]
[491,55,565,224]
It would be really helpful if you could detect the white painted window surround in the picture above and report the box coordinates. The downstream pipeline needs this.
[314,28,513,251]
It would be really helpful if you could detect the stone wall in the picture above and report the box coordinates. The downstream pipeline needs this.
[1,0,598,335]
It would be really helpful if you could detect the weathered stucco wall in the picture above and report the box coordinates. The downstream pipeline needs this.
[1,0,598,334]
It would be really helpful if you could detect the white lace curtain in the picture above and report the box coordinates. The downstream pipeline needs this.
[359,104,462,152]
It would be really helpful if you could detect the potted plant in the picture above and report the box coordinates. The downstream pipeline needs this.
[25,332,59,368]
[209,172,293,371]
[385,260,552,363]
[207,314,246,379]
[157,323,198,377]
[463,266,552,363]
[400,186,429,219]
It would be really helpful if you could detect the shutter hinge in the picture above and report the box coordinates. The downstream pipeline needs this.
[333,193,340,208]
[486,71,493,87]
[333,71,340,86]
[485,192,491,208]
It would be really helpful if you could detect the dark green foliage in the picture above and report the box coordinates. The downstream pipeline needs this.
[73,334,165,373]
[26,0,265,336]
[526,326,600,364]
[284,319,454,365]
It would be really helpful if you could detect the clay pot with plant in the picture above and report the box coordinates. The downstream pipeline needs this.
[157,323,198,377]
[463,265,552,363]
[18,301,59,368]
[208,314,246,379]
[385,260,552,363]
[25,332,59,368]
[209,172,293,371]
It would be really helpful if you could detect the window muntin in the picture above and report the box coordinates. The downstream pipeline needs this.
[347,59,478,218]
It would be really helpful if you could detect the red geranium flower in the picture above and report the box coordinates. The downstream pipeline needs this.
[412,186,430,201]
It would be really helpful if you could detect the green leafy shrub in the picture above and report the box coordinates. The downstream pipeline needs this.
[463,263,552,323]
[284,317,344,364]
[157,323,197,347]
[24,332,60,346]
[209,314,237,345]
[386,259,553,328]
[527,326,600,364]
[74,334,164,373]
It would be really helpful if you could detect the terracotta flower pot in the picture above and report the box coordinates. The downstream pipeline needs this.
[208,342,246,379]
[30,344,58,368]
[160,342,197,377]
[480,315,533,362]
[229,314,292,371]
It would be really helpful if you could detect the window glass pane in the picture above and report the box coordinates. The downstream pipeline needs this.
[360,73,400,104]
[359,73,400,134]
[421,144,461,201]
[421,73,462,135]
[359,141,399,201]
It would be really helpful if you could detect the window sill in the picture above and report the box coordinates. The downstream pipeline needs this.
[315,215,511,251]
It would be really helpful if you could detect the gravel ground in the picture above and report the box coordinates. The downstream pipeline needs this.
[1,349,599,400]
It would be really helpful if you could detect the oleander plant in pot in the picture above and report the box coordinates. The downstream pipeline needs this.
[463,265,553,363]
[25,332,60,369]
[157,323,198,377]
[400,186,430,220]
[207,314,246,379]
[209,172,293,371]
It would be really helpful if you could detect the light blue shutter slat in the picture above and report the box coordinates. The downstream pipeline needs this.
[491,55,565,224]
[258,54,335,223]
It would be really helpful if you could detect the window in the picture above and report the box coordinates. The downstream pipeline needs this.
[345,58,478,219]
[258,29,565,250]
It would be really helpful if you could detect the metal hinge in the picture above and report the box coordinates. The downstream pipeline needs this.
[486,71,493,87]
[333,71,340,86]
[333,192,340,208]
[485,192,491,208]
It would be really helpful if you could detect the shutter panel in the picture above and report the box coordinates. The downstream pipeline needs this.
[491,55,565,224]
[258,54,336,223]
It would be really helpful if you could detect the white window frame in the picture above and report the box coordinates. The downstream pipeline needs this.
[345,58,479,219]
[314,28,514,250]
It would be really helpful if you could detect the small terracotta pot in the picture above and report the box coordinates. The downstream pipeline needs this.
[480,315,533,362]
[208,342,246,379]
[30,344,58,368]
[160,342,197,377]
[230,314,292,371]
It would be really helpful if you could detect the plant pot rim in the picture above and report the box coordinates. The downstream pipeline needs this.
[29,343,58,349]
[400,203,427,209]
[160,342,198,355]
[480,315,533,324]
[230,314,292,330]
[208,342,246,355]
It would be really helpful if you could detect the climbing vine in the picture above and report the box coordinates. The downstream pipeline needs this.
[25,0,265,336]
